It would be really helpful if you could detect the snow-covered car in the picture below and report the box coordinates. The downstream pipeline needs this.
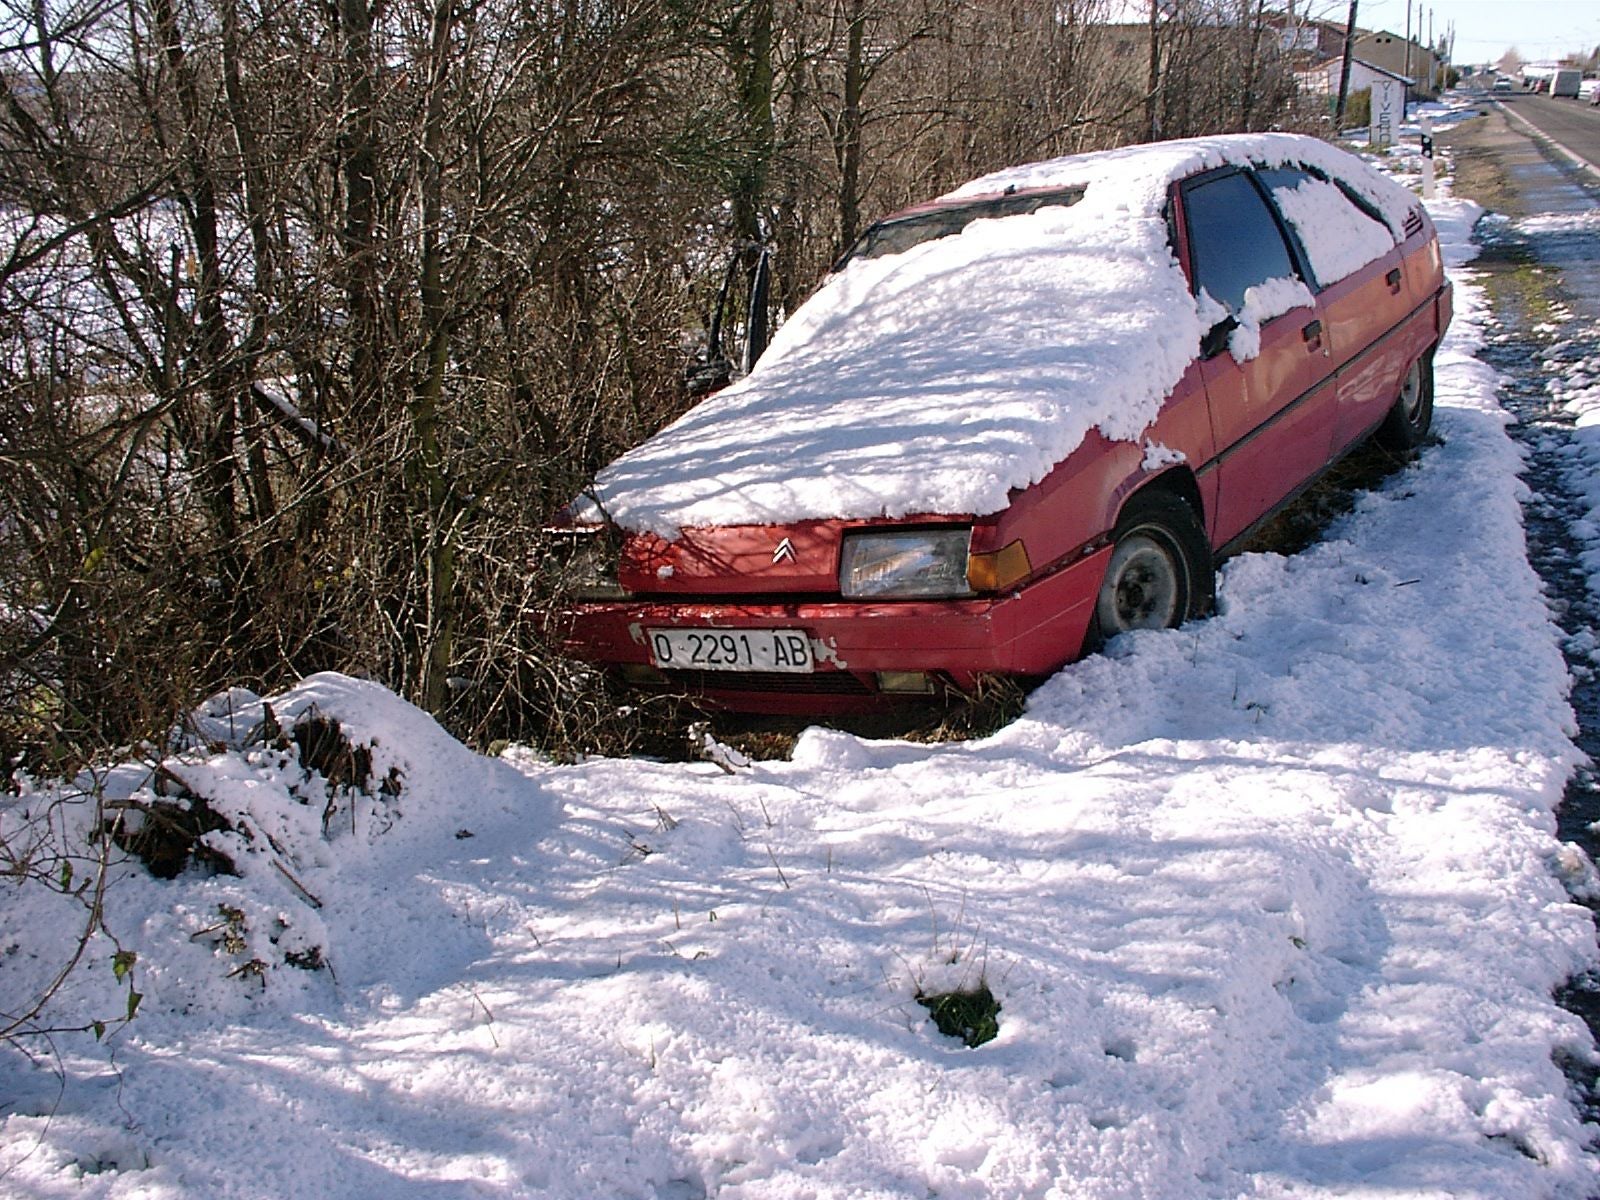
[551,133,1452,714]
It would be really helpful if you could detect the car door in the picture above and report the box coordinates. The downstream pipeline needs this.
[1180,167,1336,549]
[1254,166,1414,454]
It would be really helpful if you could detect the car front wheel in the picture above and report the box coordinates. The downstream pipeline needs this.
[1375,352,1434,452]
[1089,490,1214,647]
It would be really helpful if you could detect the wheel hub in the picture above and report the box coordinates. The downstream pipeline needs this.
[1105,535,1181,632]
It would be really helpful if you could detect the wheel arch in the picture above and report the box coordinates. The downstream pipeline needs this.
[1373,341,1438,453]
[1118,466,1207,544]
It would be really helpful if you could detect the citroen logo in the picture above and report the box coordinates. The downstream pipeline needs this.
[772,537,797,564]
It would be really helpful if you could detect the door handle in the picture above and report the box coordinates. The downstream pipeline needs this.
[1302,319,1323,342]
[1385,267,1403,291]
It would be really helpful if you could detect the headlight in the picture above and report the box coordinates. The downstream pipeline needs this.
[548,529,629,600]
[839,529,972,599]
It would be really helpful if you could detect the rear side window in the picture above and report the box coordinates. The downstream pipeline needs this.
[1182,171,1299,315]
[1257,166,1397,289]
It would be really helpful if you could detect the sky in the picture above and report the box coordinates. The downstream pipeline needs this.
[1339,0,1600,65]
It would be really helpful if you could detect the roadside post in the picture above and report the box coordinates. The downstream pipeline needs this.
[1420,114,1436,199]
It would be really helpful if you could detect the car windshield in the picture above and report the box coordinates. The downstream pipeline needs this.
[838,187,1087,266]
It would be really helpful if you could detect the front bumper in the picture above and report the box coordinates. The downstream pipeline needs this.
[553,545,1113,714]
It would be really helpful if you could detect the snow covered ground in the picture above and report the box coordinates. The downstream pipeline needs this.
[4,146,1600,1198]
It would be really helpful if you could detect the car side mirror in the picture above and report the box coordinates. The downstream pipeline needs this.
[1201,314,1239,360]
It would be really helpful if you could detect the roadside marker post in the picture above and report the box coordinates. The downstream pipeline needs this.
[1420,115,1436,199]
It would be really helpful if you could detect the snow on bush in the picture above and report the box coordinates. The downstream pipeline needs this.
[1,673,556,1026]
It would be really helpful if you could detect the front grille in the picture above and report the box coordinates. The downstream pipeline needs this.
[660,669,874,696]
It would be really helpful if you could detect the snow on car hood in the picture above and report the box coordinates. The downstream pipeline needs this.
[586,134,1418,535]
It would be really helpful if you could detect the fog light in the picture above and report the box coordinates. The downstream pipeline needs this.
[620,663,667,686]
[877,670,934,695]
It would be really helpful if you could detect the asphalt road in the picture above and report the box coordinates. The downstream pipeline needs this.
[1473,87,1600,176]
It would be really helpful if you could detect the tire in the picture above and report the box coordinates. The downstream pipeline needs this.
[1374,352,1434,452]
[1087,490,1214,649]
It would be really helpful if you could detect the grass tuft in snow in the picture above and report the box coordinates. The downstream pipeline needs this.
[903,674,1031,743]
[916,982,1001,1049]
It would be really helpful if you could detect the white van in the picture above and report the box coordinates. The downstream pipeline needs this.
[1552,68,1582,98]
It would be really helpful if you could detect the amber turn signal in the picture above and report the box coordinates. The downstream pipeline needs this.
[966,540,1031,592]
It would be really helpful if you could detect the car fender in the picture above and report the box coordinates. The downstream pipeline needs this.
[976,369,1216,583]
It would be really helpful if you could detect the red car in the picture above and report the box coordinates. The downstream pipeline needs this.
[552,133,1451,714]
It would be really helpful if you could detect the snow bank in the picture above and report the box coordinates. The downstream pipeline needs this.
[0,673,559,1028]
[587,134,1419,536]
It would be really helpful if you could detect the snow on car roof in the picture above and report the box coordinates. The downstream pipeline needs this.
[585,133,1419,535]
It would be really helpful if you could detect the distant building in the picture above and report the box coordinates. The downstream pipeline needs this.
[1267,13,1351,61]
[1296,57,1414,100]
[1353,30,1440,98]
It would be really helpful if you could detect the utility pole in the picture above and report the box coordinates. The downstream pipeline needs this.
[1335,0,1359,125]
[1403,0,1413,118]
[1433,6,1446,95]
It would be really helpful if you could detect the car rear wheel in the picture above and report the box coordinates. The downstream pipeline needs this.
[1088,491,1214,647]
[1375,352,1434,452]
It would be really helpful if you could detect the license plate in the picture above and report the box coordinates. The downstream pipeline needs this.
[646,628,813,673]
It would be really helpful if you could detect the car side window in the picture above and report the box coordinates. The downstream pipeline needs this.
[1182,170,1300,316]
[1256,165,1397,290]
[1252,166,1320,283]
